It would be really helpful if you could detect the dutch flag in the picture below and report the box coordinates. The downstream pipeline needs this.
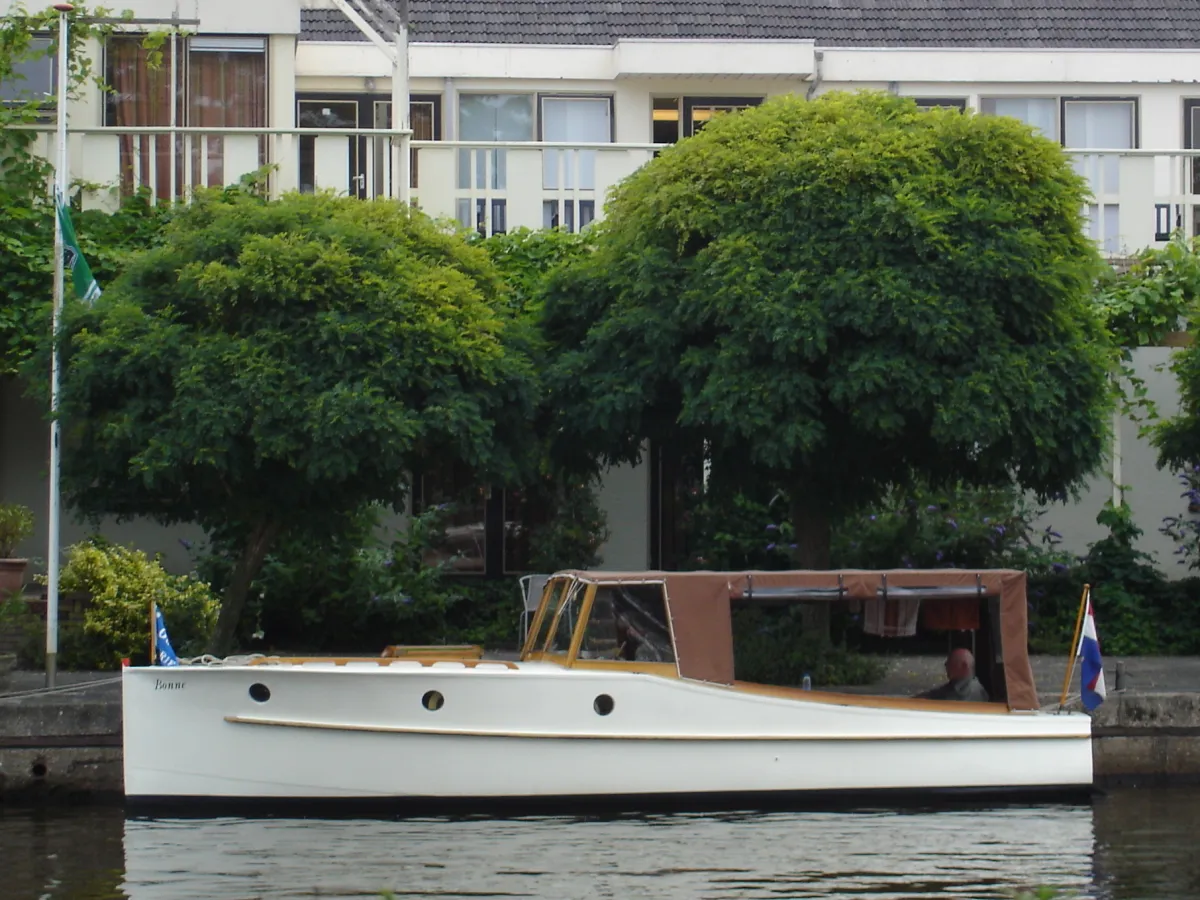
[1078,596,1106,712]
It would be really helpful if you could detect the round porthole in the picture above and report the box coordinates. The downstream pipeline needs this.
[248,683,271,703]
[594,694,615,716]
[422,690,445,711]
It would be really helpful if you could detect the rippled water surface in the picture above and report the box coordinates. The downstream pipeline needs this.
[4,788,1199,899]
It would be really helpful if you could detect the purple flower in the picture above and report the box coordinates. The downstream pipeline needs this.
[993,524,1006,536]
[1052,562,1067,573]
[399,594,413,605]
[789,543,797,550]
[765,523,779,531]
[178,538,193,551]
[766,543,776,551]
[869,515,877,521]
[926,505,938,512]
[935,550,943,561]
[946,518,958,530]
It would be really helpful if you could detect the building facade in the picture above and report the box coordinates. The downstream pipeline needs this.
[3,0,1200,573]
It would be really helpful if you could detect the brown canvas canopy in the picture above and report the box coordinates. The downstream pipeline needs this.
[558,568,1038,711]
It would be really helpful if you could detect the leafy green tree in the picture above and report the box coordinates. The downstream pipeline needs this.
[545,91,1113,567]
[38,191,538,653]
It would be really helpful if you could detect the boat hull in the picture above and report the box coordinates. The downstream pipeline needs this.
[122,662,1093,805]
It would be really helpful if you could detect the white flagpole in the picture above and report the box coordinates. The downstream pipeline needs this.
[46,2,74,688]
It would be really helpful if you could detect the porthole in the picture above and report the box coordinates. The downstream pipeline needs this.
[422,690,444,711]
[248,682,270,703]
[594,694,614,716]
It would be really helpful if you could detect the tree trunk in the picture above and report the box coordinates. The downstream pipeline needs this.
[208,519,281,657]
[790,495,832,641]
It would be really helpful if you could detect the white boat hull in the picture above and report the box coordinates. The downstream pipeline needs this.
[122,662,1093,804]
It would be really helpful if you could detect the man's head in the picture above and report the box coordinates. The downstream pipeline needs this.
[946,648,975,682]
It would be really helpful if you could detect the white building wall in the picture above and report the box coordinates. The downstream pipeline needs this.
[1033,348,1189,571]
[0,379,206,575]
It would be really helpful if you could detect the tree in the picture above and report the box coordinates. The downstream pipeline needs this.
[544,91,1114,567]
[40,191,537,653]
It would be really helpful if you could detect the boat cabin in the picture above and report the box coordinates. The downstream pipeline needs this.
[520,569,1040,710]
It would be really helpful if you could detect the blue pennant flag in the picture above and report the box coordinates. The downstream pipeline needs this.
[1078,596,1106,712]
[154,604,180,667]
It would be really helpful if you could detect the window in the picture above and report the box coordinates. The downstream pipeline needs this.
[413,465,487,575]
[980,97,1059,140]
[578,584,675,662]
[540,95,610,232]
[456,94,533,234]
[653,96,764,143]
[503,487,550,574]
[0,36,53,105]
[1063,98,1138,254]
[911,98,968,111]
[105,35,266,198]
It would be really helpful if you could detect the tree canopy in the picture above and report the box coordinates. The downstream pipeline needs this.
[544,91,1114,563]
[42,191,537,652]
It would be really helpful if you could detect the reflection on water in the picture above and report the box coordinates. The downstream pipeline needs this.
[2,789,1198,900]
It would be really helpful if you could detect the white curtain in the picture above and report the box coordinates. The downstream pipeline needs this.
[542,97,611,190]
[981,98,1058,141]
[1064,101,1135,253]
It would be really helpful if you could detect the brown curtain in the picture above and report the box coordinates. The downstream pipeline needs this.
[106,37,176,199]
[187,50,266,188]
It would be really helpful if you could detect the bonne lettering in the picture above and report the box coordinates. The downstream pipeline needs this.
[154,678,185,691]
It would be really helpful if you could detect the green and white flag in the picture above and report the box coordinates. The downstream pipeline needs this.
[56,195,101,303]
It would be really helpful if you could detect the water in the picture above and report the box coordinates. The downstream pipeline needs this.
[3,788,1198,900]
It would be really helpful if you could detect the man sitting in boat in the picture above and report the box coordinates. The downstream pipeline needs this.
[915,648,990,702]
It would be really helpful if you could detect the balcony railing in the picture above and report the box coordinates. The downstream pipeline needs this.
[18,125,1200,249]
[19,125,660,235]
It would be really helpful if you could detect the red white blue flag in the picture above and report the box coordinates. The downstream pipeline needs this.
[1077,596,1106,711]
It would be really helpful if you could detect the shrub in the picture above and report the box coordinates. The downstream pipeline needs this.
[52,542,219,668]
[0,502,34,558]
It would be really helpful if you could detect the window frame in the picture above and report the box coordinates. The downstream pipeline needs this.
[535,93,615,142]
[681,95,765,138]
[1060,96,1140,150]
[978,95,1061,142]
[909,97,968,111]
[0,33,55,109]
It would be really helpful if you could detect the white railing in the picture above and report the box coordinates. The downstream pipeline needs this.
[17,125,660,234]
[18,126,1199,248]
[1067,149,1200,255]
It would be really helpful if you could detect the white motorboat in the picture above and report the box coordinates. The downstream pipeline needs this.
[122,568,1093,808]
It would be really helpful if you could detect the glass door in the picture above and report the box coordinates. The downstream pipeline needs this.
[297,99,363,198]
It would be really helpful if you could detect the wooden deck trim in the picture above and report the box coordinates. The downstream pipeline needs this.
[246,657,518,670]
[729,681,1007,715]
[223,715,1087,742]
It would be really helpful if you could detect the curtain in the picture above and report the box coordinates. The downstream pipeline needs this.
[106,37,176,199]
[187,50,266,188]
[981,98,1058,141]
[541,97,610,190]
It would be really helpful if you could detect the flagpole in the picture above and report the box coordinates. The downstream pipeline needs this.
[1057,583,1090,710]
[46,2,74,688]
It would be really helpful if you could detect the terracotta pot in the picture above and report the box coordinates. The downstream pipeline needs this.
[0,558,29,599]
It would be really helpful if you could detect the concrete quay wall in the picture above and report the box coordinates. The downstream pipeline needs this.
[2,687,1200,801]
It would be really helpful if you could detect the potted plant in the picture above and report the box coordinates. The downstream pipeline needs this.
[0,502,35,599]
